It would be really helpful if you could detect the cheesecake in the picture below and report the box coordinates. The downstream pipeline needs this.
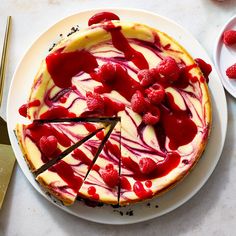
[16,12,212,206]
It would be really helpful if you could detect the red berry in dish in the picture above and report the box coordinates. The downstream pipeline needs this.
[39,135,58,157]
[157,56,180,82]
[86,92,104,112]
[139,157,156,175]
[226,63,236,79]
[195,58,212,78]
[145,83,165,105]
[138,68,158,87]
[142,111,160,125]
[131,90,147,114]
[88,12,120,26]
[223,30,236,46]
[101,168,119,188]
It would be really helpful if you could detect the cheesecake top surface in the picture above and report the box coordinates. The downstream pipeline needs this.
[17,11,212,205]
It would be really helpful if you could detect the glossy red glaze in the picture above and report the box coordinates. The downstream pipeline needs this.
[51,160,83,193]
[72,149,92,166]
[145,180,152,188]
[84,123,98,132]
[103,22,149,70]
[133,181,153,199]
[25,122,72,148]
[18,100,40,118]
[88,186,96,195]
[96,130,105,140]
[161,109,197,150]
[88,12,120,26]
[40,106,76,119]
[46,50,98,88]
[120,176,132,191]
[92,64,142,101]
[121,152,180,181]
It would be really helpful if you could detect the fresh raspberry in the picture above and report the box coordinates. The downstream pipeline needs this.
[101,168,119,188]
[226,63,236,79]
[195,58,212,79]
[105,163,114,170]
[131,90,147,114]
[157,56,180,82]
[139,157,156,175]
[145,83,165,105]
[86,91,104,112]
[138,68,159,87]
[99,62,126,84]
[223,30,236,46]
[142,111,160,125]
[99,62,116,83]
[39,135,58,157]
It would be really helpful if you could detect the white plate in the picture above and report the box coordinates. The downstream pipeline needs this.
[7,8,227,225]
[214,15,236,98]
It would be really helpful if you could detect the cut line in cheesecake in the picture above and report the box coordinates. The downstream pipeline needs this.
[15,120,109,174]
[36,121,119,205]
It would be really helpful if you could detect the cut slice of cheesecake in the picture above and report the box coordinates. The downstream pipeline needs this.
[119,106,207,205]
[78,122,121,205]
[15,121,107,172]
[36,127,110,205]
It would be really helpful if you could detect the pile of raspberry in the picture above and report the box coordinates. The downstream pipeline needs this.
[85,56,211,126]
[223,29,236,79]
[130,56,180,125]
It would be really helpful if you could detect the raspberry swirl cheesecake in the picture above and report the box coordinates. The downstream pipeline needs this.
[16,12,212,206]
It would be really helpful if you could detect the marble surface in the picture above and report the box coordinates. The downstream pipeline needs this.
[0,0,236,235]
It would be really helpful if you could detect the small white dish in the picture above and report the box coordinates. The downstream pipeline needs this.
[214,15,236,98]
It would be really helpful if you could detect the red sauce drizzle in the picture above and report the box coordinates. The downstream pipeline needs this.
[88,186,96,195]
[92,67,142,101]
[25,123,72,148]
[96,130,105,140]
[39,106,76,119]
[84,123,97,132]
[166,92,183,111]
[72,149,92,166]
[88,12,120,26]
[121,152,180,181]
[51,160,83,193]
[145,180,152,188]
[120,176,132,191]
[133,181,153,199]
[161,109,197,150]
[103,22,149,70]
[46,50,98,88]
[18,100,40,117]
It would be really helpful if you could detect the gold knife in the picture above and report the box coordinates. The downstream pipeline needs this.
[0,117,15,209]
[0,16,15,209]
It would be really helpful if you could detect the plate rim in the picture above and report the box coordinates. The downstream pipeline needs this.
[6,7,228,225]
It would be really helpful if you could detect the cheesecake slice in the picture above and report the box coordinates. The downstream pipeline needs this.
[78,122,121,205]
[36,128,109,205]
[15,121,106,172]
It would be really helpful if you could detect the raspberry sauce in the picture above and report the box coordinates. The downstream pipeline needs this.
[39,106,76,119]
[88,12,120,26]
[18,100,40,118]
[72,149,93,166]
[103,22,149,70]
[50,160,83,193]
[46,50,98,88]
